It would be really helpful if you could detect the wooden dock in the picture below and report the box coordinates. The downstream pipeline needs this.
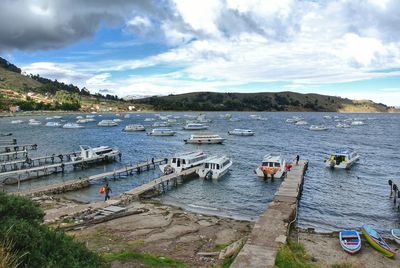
[0,138,17,145]
[231,160,309,268]
[0,150,28,162]
[16,158,167,195]
[0,143,37,153]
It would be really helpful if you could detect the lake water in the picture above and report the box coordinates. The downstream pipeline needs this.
[1,112,399,233]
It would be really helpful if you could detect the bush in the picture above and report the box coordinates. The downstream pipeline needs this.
[0,192,100,268]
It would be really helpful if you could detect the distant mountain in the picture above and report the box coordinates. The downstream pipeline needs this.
[131,91,397,112]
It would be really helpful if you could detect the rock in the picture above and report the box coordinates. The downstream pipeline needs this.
[218,238,245,260]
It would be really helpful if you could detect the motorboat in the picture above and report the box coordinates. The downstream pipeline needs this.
[98,120,118,127]
[249,114,268,121]
[295,120,308,125]
[224,114,232,120]
[361,225,396,257]
[196,113,212,123]
[160,151,208,174]
[77,118,92,123]
[123,114,130,118]
[228,129,255,136]
[153,122,170,127]
[323,115,332,119]
[86,115,95,118]
[63,123,84,129]
[45,122,61,127]
[28,119,41,125]
[113,118,123,123]
[144,118,155,122]
[76,115,83,119]
[255,152,287,179]
[53,115,62,119]
[183,123,209,130]
[309,125,328,131]
[147,128,176,136]
[45,117,54,120]
[11,120,24,124]
[196,155,232,180]
[336,123,351,128]
[184,134,225,144]
[351,121,366,126]
[339,230,361,254]
[391,229,400,245]
[71,145,120,163]
[167,118,177,124]
[123,124,145,132]
[324,148,359,169]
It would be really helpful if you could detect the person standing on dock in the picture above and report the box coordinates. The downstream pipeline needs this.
[105,183,112,201]
[296,155,300,165]
[389,179,393,197]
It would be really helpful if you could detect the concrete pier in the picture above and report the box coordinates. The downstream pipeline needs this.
[231,160,308,268]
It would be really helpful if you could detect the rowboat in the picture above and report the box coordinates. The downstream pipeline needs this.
[361,225,396,257]
[339,230,361,254]
[391,229,400,245]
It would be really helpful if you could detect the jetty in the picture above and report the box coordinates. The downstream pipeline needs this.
[0,143,37,153]
[0,150,28,162]
[0,138,17,145]
[232,160,309,268]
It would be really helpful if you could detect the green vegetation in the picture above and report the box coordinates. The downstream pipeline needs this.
[275,239,316,268]
[0,192,101,268]
[331,263,360,268]
[102,251,189,268]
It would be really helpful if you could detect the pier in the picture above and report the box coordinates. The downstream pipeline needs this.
[0,150,28,162]
[0,138,17,145]
[231,160,309,268]
[0,143,37,153]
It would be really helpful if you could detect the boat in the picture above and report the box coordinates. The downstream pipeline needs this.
[76,116,83,119]
[45,117,54,120]
[123,124,145,132]
[224,114,232,120]
[351,121,366,126]
[336,123,351,128]
[249,114,268,121]
[361,225,396,257]
[53,115,62,119]
[144,118,155,122]
[196,155,232,180]
[228,129,255,136]
[324,148,359,169]
[123,114,130,118]
[183,123,209,130]
[45,122,61,127]
[339,230,362,254]
[28,119,41,125]
[323,115,332,119]
[113,118,123,123]
[77,118,92,123]
[63,123,84,129]
[97,120,118,127]
[153,122,170,127]
[295,120,308,125]
[196,113,212,123]
[147,128,176,136]
[159,151,208,174]
[71,145,120,163]
[255,152,287,178]
[86,115,95,118]
[184,134,225,144]
[309,125,328,131]
[391,229,400,245]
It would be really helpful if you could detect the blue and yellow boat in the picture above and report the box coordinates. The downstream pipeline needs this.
[361,225,396,258]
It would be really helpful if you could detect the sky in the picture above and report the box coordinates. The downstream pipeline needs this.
[0,0,400,106]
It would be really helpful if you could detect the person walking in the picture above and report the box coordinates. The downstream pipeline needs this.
[296,155,300,165]
[105,183,112,201]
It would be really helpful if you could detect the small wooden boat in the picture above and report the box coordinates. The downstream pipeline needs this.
[361,225,396,257]
[339,230,361,254]
[391,229,400,245]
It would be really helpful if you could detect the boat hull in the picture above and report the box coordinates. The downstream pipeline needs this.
[184,138,224,144]
[362,225,396,257]
[255,167,285,179]
[339,230,361,254]
[391,229,400,245]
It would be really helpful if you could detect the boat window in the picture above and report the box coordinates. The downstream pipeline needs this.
[182,159,186,164]
[275,163,280,167]
[205,163,209,168]
[172,158,176,163]
[269,162,273,167]
[262,162,268,166]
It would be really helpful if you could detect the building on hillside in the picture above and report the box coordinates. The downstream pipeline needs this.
[9,106,20,113]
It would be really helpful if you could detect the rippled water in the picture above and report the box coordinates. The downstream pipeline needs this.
[1,112,399,232]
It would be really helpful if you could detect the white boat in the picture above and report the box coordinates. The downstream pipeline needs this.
[63,123,84,129]
[228,129,255,136]
[144,118,155,122]
[153,122,170,127]
[324,148,359,169]
[323,115,332,119]
[224,114,232,120]
[77,118,92,123]
[196,155,232,180]
[113,118,123,123]
[53,115,62,119]
[351,121,366,126]
[76,116,83,119]
[295,120,308,125]
[255,152,287,179]
[11,119,23,124]
[97,120,118,127]
[336,123,351,128]
[286,116,304,124]
[159,151,208,174]
[309,125,328,131]
[250,114,267,121]
[123,114,130,118]
[28,119,41,125]
[45,117,54,120]
[147,128,176,136]
[196,113,212,123]
[184,134,225,144]
[123,124,145,132]
[71,145,120,163]
[167,118,177,124]
[391,229,400,245]
[183,123,209,130]
[45,122,61,127]
[86,115,95,118]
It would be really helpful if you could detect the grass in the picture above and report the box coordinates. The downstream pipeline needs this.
[102,251,189,268]
[331,263,360,268]
[275,239,316,268]
[215,243,230,251]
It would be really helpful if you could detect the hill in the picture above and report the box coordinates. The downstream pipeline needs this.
[132,91,395,112]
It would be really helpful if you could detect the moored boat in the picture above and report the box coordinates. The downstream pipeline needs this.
[255,152,286,179]
[123,124,145,132]
[351,121,366,126]
[63,123,84,129]
[147,128,176,136]
[228,129,255,136]
[97,120,118,127]
[160,151,208,174]
[339,230,361,254]
[391,229,400,245]
[324,148,359,169]
[28,119,41,125]
[309,125,328,131]
[361,225,396,257]
[45,122,61,127]
[184,134,225,144]
[183,123,208,130]
[71,145,120,163]
[336,123,351,128]
[11,120,24,124]
[196,155,232,180]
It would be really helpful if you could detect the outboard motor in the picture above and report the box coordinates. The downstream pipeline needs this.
[205,170,213,180]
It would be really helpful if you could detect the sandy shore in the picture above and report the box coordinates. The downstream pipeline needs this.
[295,230,398,268]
